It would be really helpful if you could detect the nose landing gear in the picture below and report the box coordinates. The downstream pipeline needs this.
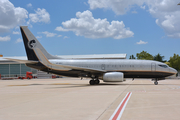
[153,78,158,85]
[154,81,158,85]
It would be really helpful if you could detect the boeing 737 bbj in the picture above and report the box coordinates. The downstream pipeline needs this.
[7,26,177,85]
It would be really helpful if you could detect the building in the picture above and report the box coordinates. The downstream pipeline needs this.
[0,57,34,78]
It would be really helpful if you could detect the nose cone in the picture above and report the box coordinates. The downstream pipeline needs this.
[169,67,177,75]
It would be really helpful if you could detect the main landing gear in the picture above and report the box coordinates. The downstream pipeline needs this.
[89,79,100,85]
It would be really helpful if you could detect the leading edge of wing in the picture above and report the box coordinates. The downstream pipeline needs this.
[5,58,38,64]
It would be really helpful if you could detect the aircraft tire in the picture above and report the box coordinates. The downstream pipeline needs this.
[154,81,158,85]
[95,80,100,84]
[89,80,95,85]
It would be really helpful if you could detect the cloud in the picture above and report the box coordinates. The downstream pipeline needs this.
[88,0,144,15]
[84,2,88,6]
[55,10,134,39]
[0,1,50,33]
[57,35,62,37]
[15,38,22,43]
[63,36,69,39]
[140,5,146,9]
[0,0,28,33]
[41,31,56,37]
[88,0,180,38]
[147,0,180,38]
[13,31,20,34]
[0,36,11,42]
[132,11,137,14]
[36,36,42,39]
[27,3,32,7]
[29,8,50,24]
[136,40,148,45]
[55,26,69,32]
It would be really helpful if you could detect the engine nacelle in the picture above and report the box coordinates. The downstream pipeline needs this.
[103,72,124,82]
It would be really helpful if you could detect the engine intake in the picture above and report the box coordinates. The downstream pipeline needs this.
[103,72,124,82]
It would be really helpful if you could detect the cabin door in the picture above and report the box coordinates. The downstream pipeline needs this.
[101,64,105,70]
[151,63,156,71]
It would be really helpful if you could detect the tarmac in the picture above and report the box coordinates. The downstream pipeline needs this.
[0,78,180,120]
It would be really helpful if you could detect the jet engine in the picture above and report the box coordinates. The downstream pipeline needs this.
[102,72,124,82]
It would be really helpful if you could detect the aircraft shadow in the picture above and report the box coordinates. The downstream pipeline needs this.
[8,82,180,89]
[47,83,180,89]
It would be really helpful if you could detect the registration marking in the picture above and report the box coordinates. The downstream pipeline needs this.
[109,92,132,120]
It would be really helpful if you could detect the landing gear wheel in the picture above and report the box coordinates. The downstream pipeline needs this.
[89,80,95,85]
[95,80,100,84]
[154,81,158,85]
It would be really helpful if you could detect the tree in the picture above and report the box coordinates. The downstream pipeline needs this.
[169,54,180,71]
[129,55,136,59]
[164,61,170,66]
[136,51,153,60]
[154,53,165,62]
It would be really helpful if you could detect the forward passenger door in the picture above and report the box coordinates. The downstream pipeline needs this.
[151,63,156,71]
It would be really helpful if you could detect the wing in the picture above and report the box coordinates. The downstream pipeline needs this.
[56,63,106,73]
[35,48,106,73]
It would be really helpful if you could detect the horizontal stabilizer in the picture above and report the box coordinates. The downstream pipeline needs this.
[5,58,38,64]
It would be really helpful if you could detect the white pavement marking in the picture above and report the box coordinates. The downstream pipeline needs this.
[109,92,132,120]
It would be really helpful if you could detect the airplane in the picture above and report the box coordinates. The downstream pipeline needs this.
[7,26,177,85]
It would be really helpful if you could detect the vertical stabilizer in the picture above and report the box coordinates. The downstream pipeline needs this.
[20,26,58,61]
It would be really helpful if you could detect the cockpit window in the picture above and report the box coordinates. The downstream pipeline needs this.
[158,64,168,68]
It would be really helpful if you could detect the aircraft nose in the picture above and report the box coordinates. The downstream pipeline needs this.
[169,67,177,75]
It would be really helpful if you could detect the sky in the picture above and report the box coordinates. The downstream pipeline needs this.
[0,0,180,60]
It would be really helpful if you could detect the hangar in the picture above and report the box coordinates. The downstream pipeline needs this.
[0,54,126,78]
[0,56,33,78]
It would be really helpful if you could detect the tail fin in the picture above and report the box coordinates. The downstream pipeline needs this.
[20,26,58,61]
